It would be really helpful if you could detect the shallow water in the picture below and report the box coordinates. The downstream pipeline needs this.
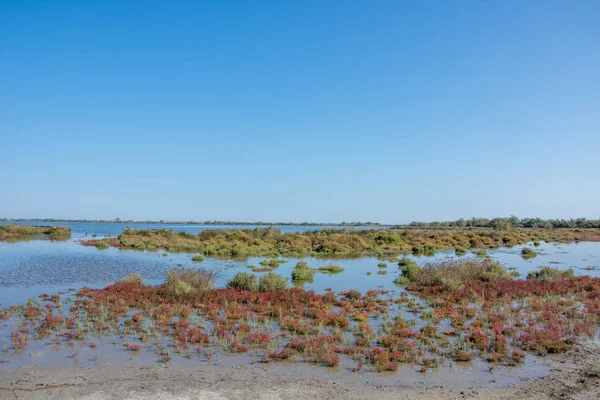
[0,238,598,306]
[1,236,597,385]
[0,335,548,388]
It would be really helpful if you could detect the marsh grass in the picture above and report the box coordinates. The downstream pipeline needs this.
[226,272,259,291]
[291,262,317,284]
[258,272,289,292]
[407,259,509,291]
[318,265,345,274]
[80,226,600,258]
[0,224,71,239]
[118,274,144,285]
[527,267,574,281]
[165,267,219,297]
[521,247,537,259]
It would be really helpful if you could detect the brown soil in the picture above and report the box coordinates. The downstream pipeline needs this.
[1,344,598,400]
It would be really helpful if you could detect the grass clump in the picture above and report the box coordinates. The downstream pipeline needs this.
[408,259,509,291]
[118,274,144,285]
[527,267,574,281]
[455,247,467,256]
[191,255,205,262]
[318,265,345,274]
[226,272,259,291]
[0,224,71,238]
[79,225,600,258]
[258,272,289,292]
[377,262,387,269]
[474,249,489,257]
[165,267,218,297]
[398,257,420,281]
[521,247,537,259]
[291,262,317,284]
[96,241,109,250]
[259,258,287,268]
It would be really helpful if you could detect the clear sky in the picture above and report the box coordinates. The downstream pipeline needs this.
[1,1,599,223]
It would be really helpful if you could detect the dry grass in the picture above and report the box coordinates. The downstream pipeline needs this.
[165,267,219,296]
[409,258,510,290]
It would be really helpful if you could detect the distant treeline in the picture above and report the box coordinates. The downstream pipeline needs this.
[0,218,384,227]
[396,217,600,229]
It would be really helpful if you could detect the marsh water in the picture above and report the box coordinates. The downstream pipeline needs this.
[1,221,599,386]
[0,223,598,306]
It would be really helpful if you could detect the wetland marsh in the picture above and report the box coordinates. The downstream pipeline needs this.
[1,222,599,399]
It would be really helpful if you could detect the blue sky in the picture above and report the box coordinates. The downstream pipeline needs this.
[1,1,599,223]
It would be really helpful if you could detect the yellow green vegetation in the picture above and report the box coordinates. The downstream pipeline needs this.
[226,272,289,292]
[399,258,510,291]
[527,267,574,281]
[291,261,317,284]
[165,267,219,297]
[521,247,537,259]
[83,226,600,258]
[318,265,345,274]
[0,224,71,240]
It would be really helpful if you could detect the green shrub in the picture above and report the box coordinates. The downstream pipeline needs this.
[226,272,258,291]
[423,243,436,256]
[96,241,109,250]
[521,247,537,258]
[398,257,420,281]
[165,267,218,296]
[191,255,205,262]
[259,258,287,268]
[377,262,387,269]
[291,262,316,284]
[527,267,574,281]
[393,276,411,286]
[410,259,509,291]
[474,249,488,257]
[118,274,144,285]
[318,265,345,274]
[258,272,289,292]
[455,247,467,256]
[167,279,193,296]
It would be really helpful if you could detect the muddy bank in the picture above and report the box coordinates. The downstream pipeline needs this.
[1,345,598,400]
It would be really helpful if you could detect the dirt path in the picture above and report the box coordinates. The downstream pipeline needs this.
[1,345,598,400]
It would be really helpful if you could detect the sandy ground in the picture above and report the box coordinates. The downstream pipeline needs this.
[1,344,598,400]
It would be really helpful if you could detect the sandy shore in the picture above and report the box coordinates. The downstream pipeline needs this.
[1,344,598,400]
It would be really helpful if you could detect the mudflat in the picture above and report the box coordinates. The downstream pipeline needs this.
[1,344,598,400]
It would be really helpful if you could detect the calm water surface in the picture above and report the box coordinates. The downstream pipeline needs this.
[1,231,598,384]
[0,235,598,306]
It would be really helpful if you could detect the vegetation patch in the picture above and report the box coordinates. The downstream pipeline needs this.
[1,260,599,375]
[79,225,600,258]
[318,265,345,274]
[291,261,317,285]
[527,267,574,281]
[0,224,71,240]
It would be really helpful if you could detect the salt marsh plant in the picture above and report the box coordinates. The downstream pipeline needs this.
[80,225,600,258]
[165,267,219,296]
[0,224,71,240]
[318,265,345,274]
[226,272,259,291]
[521,247,537,259]
[258,272,289,292]
[405,259,509,290]
[291,262,317,284]
[527,267,574,281]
